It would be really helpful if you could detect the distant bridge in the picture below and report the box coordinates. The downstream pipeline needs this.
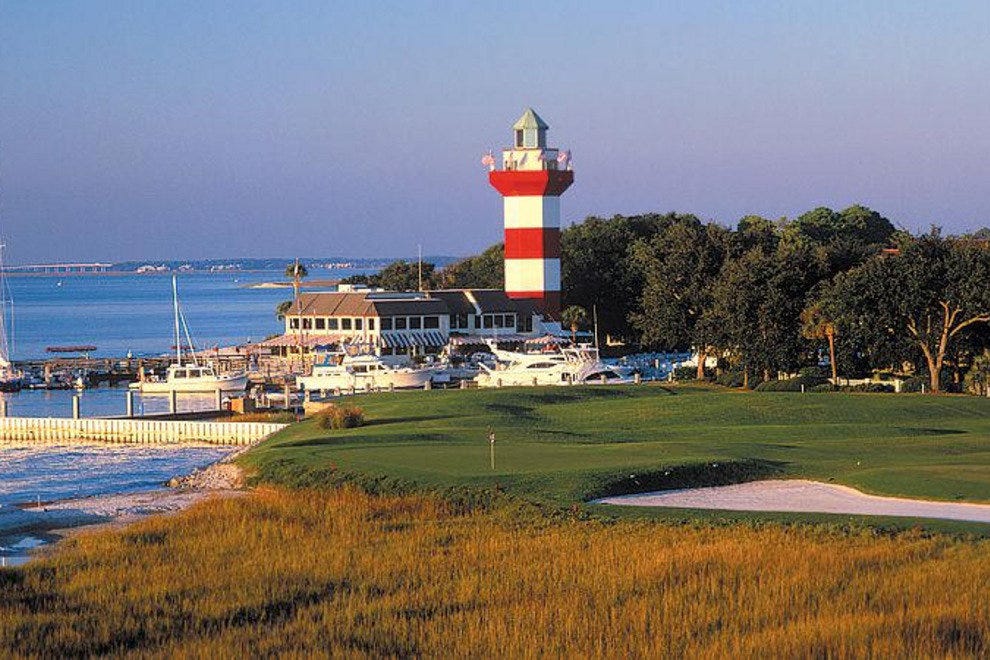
[4,263,114,273]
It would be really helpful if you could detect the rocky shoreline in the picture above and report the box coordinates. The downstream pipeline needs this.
[1,454,248,567]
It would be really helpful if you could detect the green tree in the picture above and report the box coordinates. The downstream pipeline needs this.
[374,260,436,291]
[783,205,896,274]
[827,231,990,393]
[285,260,309,312]
[800,298,838,384]
[709,243,825,385]
[275,299,293,321]
[560,305,588,344]
[561,214,673,342]
[630,218,729,379]
[436,244,504,289]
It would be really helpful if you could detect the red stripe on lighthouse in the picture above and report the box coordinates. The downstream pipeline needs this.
[504,228,560,259]
[489,170,574,196]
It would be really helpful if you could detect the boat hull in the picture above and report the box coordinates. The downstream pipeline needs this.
[130,373,249,394]
[298,369,432,392]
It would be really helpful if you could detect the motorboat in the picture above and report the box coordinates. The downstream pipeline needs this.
[475,342,636,387]
[134,364,249,394]
[131,275,248,394]
[298,353,433,392]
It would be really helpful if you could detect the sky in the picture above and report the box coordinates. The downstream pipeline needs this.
[1,0,988,263]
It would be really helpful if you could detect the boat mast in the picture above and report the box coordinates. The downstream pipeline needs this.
[0,242,9,368]
[172,274,181,366]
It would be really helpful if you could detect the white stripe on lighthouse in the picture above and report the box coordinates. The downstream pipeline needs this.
[502,196,561,229]
[505,258,561,292]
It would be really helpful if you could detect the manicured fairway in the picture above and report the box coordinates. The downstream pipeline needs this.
[243,385,990,516]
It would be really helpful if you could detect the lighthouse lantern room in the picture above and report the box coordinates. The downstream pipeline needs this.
[487,108,573,318]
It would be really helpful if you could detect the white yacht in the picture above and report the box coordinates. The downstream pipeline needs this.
[298,353,433,393]
[475,342,635,387]
[131,275,248,394]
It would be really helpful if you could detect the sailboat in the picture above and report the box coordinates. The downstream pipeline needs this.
[130,275,247,394]
[0,243,22,392]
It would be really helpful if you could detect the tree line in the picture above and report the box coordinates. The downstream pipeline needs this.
[322,207,990,394]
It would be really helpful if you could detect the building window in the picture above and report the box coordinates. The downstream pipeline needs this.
[289,318,300,330]
[450,313,468,329]
[341,318,352,330]
[519,314,533,333]
[355,318,363,330]
[315,318,326,330]
[423,316,440,329]
[494,314,505,328]
[302,318,312,330]
[504,314,515,328]
[381,317,393,330]
[515,129,524,148]
[328,318,339,330]
[395,317,407,330]
[368,318,376,331]
[482,315,494,329]
[409,317,422,330]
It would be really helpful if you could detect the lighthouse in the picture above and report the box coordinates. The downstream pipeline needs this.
[487,108,573,318]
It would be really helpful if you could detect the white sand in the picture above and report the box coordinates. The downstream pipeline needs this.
[596,480,990,524]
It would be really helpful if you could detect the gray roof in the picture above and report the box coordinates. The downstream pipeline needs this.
[513,107,549,131]
[289,289,535,318]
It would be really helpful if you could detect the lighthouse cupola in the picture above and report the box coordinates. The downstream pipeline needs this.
[513,107,548,149]
[487,108,574,318]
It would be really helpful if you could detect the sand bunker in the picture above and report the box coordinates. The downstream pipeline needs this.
[596,480,990,524]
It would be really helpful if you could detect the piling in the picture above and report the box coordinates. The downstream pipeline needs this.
[72,395,81,419]
[0,398,7,417]
[169,390,178,414]
[125,390,135,418]
[215,388,223,412]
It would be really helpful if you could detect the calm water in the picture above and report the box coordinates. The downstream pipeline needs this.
[5,269,373,360]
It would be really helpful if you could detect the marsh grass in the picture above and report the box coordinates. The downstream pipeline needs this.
[2,488,988,657]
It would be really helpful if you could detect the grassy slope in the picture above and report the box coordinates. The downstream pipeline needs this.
[243,385,990,526]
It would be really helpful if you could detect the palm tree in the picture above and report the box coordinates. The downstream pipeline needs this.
[285,260,309,373]
[560,305,588,344]
[801,301,838,385]
[275,300,293,321]
[285,260,309,309]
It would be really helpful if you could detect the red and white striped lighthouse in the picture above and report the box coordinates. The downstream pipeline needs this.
[487,108,573,318]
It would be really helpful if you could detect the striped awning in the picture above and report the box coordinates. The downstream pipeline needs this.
[255,334,347,349]
[379,331,447,349]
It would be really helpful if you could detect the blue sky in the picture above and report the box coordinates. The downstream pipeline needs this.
[1,1,988,262]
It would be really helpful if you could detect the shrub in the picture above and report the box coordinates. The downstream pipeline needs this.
[799,365,829,379]
[674,367,712,380]
[715,369,746,388]
[754,373,829,392]
[845,383,895,393]
[315,403,365,430]
[900,377,925,393]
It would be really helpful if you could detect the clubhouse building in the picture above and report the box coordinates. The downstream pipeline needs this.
[263,288,544,359]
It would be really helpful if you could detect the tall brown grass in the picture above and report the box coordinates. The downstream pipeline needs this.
[1,488,988,657]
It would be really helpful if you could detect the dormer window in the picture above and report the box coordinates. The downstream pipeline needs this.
[515,129,524,148]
